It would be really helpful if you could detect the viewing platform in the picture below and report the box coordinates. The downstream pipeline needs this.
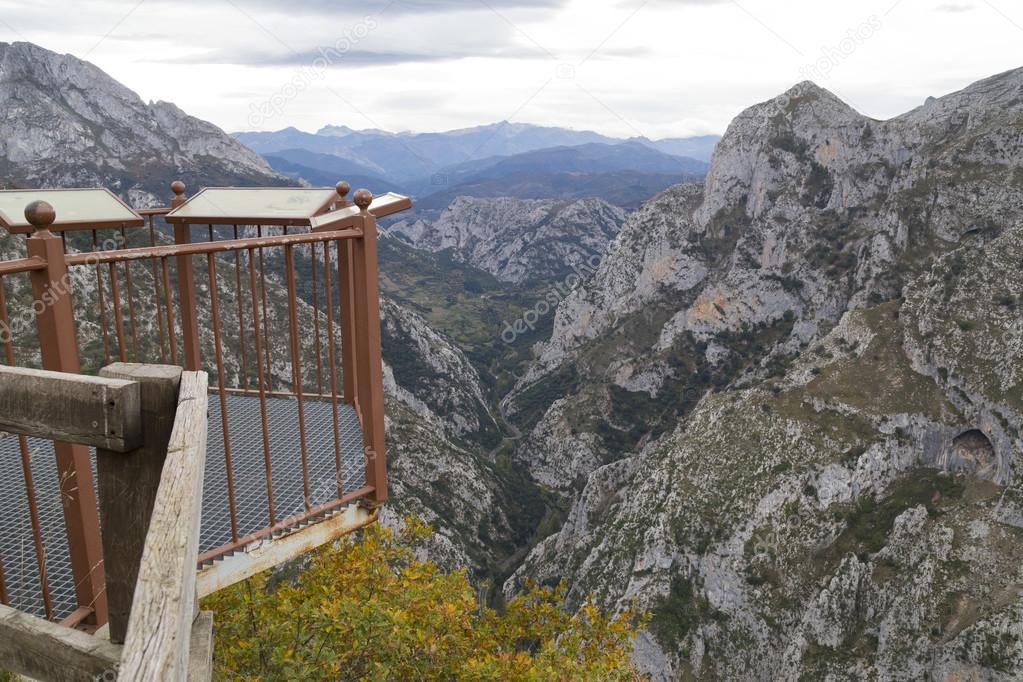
[0,181,411,631]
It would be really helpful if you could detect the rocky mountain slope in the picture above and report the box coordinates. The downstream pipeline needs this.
[389,196,626,284]
[0,42,287,203]
[503,69,1023,679]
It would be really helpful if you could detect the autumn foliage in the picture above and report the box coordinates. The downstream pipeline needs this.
[204,517,646,681]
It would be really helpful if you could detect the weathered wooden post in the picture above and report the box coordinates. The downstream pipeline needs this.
[95,363,183,643]
[335,181,359,405]
[23,200,107,626]
[119,370,210,681]
[170,181,201,371]
[350,189,387,505]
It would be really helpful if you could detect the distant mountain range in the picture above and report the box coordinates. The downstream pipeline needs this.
[241,124,717,208]
[234,122,718,180]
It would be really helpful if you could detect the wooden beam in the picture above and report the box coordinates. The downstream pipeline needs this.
[118,371,208,682]
[0,364,141,452]
[196,504,377,598]
[187,612,214,682]
[96,363,183,644]
[0,602,121,682]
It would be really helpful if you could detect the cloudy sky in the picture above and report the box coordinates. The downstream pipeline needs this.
[0,0,1020,139]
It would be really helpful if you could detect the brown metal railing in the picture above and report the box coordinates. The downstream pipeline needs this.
[0,181,396,628]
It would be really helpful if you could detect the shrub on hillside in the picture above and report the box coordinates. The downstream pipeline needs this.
[204,517,646,681]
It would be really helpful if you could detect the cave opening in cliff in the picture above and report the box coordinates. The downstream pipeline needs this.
[950,429,996,475]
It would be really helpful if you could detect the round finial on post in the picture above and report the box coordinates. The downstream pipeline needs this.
[335,181,351,201]
[24,200,56,233]
[353,188,373,212]
[170,180,187,209]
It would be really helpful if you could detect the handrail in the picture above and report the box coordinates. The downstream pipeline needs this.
[64,226,363,266]
[0,256,46,276]
[0,365,141,451]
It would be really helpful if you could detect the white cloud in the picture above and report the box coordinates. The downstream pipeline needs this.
[0,0,1019,137]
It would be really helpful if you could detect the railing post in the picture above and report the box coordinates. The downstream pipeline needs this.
[171,181,201,371]
[23,201,107,626]
[95,363,182,644]
[335,182,359,405]
[350,190,387,505]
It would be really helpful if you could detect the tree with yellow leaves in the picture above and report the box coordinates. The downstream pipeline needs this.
[204,516,646,681]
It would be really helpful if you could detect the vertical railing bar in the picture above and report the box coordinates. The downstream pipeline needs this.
[248,247,276,525]
[107,260,127,363]
[92,230,112,365]
[232,226,249,392]
[285,245,312,510]
[323,241,344,497]
[310,242,325,395]
[147,217,168,364]
[206,253,239,542]
[0,276,54,619]
[119,227,140,362]
[338,239,358,405]
[160,256,178,365]
[257,226,272,391]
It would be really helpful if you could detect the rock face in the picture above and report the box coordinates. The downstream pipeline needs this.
[381,297,500,447]
[505,69,1023,679]
[0,42,286,203]
[388,196,626,284]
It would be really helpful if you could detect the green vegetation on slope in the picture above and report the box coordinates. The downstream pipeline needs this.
[204,518,646,681]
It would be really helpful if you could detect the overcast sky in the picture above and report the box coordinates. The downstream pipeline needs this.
[0,0,1020,139]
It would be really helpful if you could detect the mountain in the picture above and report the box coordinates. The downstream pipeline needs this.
[412,169,686,211]
[502,70,1023,679]
[433,141,707,180]
[0,42,287,203]
[403,141,708,210]
[263,150,406,195]
[388,196,626,284]
[234,122,718,184]
[637,134,721,162]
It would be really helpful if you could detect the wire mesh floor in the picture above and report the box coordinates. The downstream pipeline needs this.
[0,393,366,621]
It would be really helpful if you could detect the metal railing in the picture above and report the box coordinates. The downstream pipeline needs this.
[0,181,396,629]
